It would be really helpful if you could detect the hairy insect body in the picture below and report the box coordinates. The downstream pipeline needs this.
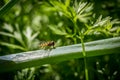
[40,41,55,49]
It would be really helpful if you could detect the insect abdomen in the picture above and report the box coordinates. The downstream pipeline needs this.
[40,41,55,48]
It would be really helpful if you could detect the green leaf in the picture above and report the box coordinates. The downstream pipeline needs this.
[93,16,111,27]
[50,0,72,18]
[0,37,120,72]
[71,2,93,23]
[14,31,25,47]
[65,0,70,8]
[3,23,14,32]
[21,27,39,50]
[31,32,39,41]
[49,25,67,35]
[0,42,26,51]
[23,27,32,40]
[0,32,14,38]
[23,27,39,41]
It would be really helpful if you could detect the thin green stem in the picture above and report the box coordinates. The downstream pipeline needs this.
[80,35,89,80]
[71,7,89,80]
[74,19,89,79]
[80,35,86,56]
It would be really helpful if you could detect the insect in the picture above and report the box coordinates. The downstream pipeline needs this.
[39,41,55,49]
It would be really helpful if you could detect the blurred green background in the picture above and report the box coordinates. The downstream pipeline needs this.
[0,0,120,80]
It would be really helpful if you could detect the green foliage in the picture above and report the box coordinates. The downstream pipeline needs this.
[0,24,39,52]
[85,15,120,37]
[0,0,120,80]
[0,0,19,17]
[14,67,35,80]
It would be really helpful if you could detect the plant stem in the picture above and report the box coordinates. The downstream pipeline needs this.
[80,34,89,80]
[73,14,89,80]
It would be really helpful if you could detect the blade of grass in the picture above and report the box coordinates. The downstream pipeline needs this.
[0,0,20,17]
[0,37,120,73]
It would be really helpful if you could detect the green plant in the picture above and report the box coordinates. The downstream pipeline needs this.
[85,15,120,37]
[0,24,39,52]
[49,0,93,80]
[0,0,120,80]
[14,67,35,80]
[47,0,120,80]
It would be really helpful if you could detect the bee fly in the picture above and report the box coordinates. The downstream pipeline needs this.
[39,41,55,49]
